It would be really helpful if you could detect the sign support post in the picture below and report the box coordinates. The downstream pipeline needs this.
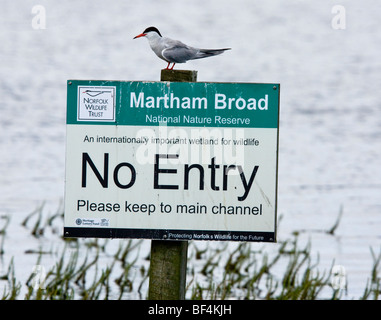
[148,69,197,300]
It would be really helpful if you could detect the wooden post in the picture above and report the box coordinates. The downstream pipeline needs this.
[160,69,198,82]
[148,240,189,300]
[148,69,197,300]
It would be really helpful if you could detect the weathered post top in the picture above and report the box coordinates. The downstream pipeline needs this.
[161,69,198,82]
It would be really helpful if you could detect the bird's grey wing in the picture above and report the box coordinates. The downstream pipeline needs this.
[161,38,198,63]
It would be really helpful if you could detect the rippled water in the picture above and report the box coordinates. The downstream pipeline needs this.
[1,0,380,299]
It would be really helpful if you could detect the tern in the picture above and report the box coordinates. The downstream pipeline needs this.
[133,26,231,70]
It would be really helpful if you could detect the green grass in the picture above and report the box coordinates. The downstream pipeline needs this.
[0,204,380,300]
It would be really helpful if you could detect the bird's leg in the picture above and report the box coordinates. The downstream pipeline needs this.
[169,63,175,70]
[165,62,171,69]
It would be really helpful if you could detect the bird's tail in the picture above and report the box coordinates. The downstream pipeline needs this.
[194,48,231,60]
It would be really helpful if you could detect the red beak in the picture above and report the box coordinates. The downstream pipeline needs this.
[133,33,146,39]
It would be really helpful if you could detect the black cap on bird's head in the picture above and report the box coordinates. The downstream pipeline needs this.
[133,26,162,39]
[143,26,162,36]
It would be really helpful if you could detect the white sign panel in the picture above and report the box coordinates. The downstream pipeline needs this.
[64,80,280,242]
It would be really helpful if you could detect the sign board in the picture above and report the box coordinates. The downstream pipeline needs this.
[64,80,280,242]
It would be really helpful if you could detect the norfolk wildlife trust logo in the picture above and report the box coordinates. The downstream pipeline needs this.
[78,86,116,121]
